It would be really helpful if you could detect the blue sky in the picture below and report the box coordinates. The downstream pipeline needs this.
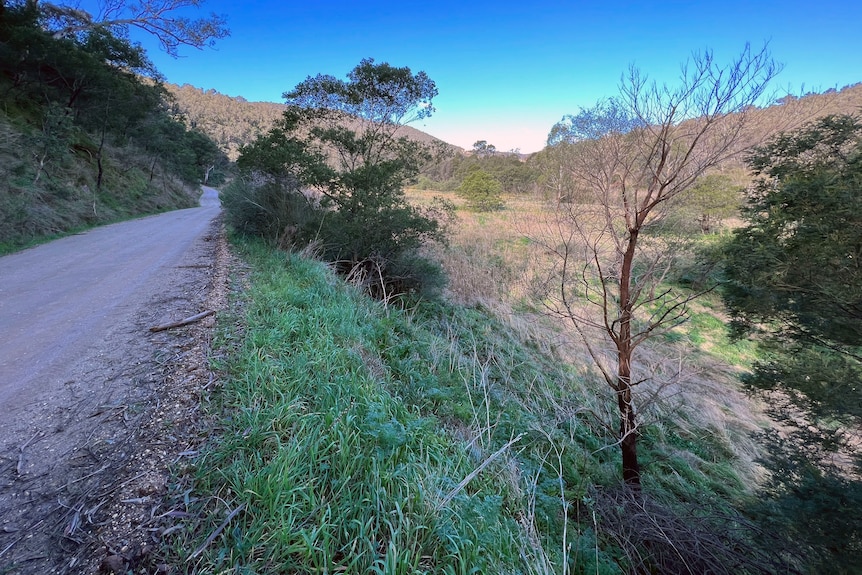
[117,0,860,153]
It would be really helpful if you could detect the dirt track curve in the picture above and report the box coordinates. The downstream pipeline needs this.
[0,187,225,573]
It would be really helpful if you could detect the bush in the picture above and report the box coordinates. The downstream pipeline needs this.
[220,179,317,248]
[458,170,504,211]
[226,59,453,299]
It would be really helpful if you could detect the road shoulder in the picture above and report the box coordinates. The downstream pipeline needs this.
[0,218,231,574]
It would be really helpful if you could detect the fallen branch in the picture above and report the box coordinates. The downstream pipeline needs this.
[190,503,246,559]
[17,431,43,476]
[149,310,215,333]
[439,433,524,508]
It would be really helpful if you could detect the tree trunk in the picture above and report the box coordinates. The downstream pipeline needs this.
[618,229,641,488]
[33,151,46,184]
[96,137,104,192]
[618,382,641,486]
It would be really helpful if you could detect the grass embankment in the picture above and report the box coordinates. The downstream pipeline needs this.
[169,232,766,574]
[0,113,199,255]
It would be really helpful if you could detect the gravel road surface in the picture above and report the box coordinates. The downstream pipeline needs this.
[0,187,224,573]
[0,187,220,412]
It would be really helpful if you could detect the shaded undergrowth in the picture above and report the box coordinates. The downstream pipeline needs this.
[0,111,201,254]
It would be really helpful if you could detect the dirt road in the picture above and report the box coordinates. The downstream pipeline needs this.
[0,187,225,573]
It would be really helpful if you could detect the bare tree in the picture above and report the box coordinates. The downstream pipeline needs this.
[36,0,229,56]
[532,45,779,487]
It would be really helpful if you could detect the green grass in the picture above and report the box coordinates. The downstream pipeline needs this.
[661,297,758,367]
[167,236,769,574]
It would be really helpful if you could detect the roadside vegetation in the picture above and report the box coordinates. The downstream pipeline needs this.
[167,235,787,574]
[3,3,859,569]
[162,51,861,574]
[0,1,228,254]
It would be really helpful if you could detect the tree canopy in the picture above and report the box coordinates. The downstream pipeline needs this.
[0,0,227,247]
[720,113,862,572]
[458,169,504,211]
[35,0,229,56]
[723,114,862,350]
[229,58,450,296]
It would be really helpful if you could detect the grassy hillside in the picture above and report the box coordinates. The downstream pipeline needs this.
[0,3,226,253]
[0,111,200,253]
[161,227,797,574]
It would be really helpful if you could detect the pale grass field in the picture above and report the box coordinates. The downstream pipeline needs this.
[410,188,772,487]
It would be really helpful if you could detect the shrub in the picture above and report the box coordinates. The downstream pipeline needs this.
[220,178,317,248]
[227,59,452,298]
[458,170,505,211]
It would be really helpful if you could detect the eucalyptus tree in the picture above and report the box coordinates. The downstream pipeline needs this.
[234,58,451,295]
[36,0,229,56]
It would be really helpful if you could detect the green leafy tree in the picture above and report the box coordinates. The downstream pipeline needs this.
[233,58,451,295]
[31,101,74,184]
[0,1,223,230]
[528,142,581,202]
[458,169,504,211]
[435,147,537,195]
[472,139,496,157]
[721,114,862,572]
[723,114,861,351]
[490,155,537,194]
[224,123,323,240]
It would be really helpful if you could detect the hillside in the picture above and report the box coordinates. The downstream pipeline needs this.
[168,81,862,164]
[166,83,460,160]
[721,82,862,169]
[0,5,227,252]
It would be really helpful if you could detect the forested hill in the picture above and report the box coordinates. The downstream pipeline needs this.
[0,3,227,253]
[734,82,862,153]
[167,80,862,165]
[166,83,460,160]
[165,85,286,161]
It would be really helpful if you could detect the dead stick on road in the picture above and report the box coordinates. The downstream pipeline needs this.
[17,431,43,475]
[149,310,215,333]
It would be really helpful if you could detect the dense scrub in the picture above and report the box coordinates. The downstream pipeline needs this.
[720,114,862,572]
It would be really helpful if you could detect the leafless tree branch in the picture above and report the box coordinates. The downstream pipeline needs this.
[38,0,229,56]
[531,45,780,487]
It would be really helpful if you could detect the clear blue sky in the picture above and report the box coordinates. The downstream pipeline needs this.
[116,0,861,153]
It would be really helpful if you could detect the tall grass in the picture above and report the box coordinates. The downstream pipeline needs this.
[172,239,609,573]
[166,224,780,573]
[425,191,770,487]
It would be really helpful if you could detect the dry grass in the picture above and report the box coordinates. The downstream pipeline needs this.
[416,190,772,490]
